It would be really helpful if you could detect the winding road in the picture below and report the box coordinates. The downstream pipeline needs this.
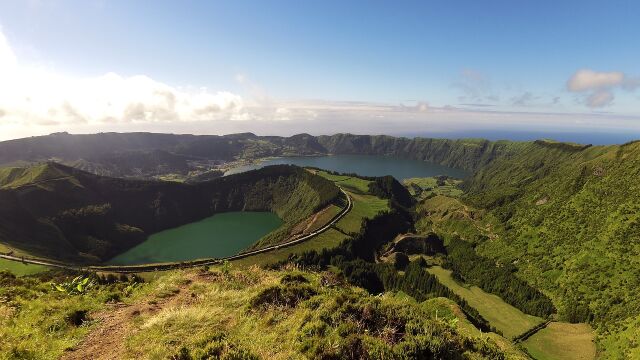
[0,188,352,274]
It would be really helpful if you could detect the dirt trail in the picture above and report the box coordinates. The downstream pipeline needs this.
[302,206,330,233]
[60,273,200,360]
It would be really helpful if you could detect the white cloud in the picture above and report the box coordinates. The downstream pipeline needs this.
[1,29,640,141]
[567,69,639,109]
[0,31,244,129]
[567,69,624,92]
[0,31,17,71]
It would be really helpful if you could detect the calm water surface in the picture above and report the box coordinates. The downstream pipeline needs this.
[225,155,469,180]
[107,211,282,265]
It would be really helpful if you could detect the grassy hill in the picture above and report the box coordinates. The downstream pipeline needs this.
[0,266,525,360]
[457,140,640,356]
[0,163,339,263]
[4,132,640,357]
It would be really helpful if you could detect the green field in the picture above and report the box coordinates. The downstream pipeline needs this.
[426,266,544,339]
[311,170,351,182]
[314,170,371,194]
[333,177,371,194]
[315,170,390,235]
[403,177,463,199]
[0,258,49,276]
[305,204,342,233]
[335,192,389,234]
[522,322,596,360]
[232,228,350,267]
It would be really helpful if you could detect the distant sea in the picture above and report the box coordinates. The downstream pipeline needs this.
[399,130,640,146]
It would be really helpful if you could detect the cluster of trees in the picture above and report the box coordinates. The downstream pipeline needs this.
[367,176,415,209]
[445,237,555,317]
[274,209,495,333]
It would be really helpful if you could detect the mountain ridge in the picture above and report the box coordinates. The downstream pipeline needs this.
[0,162,339,263]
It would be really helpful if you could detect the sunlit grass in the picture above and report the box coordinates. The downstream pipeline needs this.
[426,265,544,339]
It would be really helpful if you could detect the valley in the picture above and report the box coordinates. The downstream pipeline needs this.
[2,132,639,359]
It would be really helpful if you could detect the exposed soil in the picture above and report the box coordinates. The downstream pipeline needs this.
[60,274,199,360]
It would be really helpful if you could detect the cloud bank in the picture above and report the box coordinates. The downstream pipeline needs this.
[0,31,244,129]
[567,69,639,108]
[1,30,640,142]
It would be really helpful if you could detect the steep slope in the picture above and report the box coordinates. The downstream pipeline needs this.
[460,140,640,354]
[0,132,523,175]
[317,133,524,171]
[0,163,339,263]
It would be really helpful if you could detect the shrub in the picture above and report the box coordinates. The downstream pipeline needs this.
[249,284,317,309]
[280,274,309,284]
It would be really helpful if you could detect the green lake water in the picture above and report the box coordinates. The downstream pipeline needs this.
[225,154,470,180]
[107,211,282,265]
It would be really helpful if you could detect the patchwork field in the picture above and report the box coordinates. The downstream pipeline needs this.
[522,322,596,360]
[426,265,544,339]
[0,258,49,276]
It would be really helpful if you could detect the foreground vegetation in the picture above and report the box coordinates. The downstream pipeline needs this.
[0,267,522,360]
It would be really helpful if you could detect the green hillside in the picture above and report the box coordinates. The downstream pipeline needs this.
[3,133,640,357]
[0,163,339,263]
[459,140,640,356]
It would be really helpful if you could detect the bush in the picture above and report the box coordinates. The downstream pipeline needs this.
[280,274,309,284]
[249,284,317,309]
[65,309,89,327]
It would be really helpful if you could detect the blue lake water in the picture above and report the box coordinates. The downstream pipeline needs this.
[225,154,469,180]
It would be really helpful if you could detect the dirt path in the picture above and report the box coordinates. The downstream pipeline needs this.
[60,274,199,360]
[302,206,330,233]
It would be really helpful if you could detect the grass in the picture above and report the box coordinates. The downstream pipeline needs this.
[304,204,342,233]
[311,170,352,182]
[335,191,389,234]
[109,268,512,359]
[234,170,390,268]
[0,163,80,190]
[403,177,463,199]
[314,170,389,234]
[1,266,515,359]
[0,258,49,276]
[233,228,350,267]
[521,322,596,360]
[228,169,389,272]
[426,265,544,339]
[333,177,371,194]
[0,271,141,359]
[313,170,371,194]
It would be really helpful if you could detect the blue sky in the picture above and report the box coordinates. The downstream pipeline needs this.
[0,0,639,140]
